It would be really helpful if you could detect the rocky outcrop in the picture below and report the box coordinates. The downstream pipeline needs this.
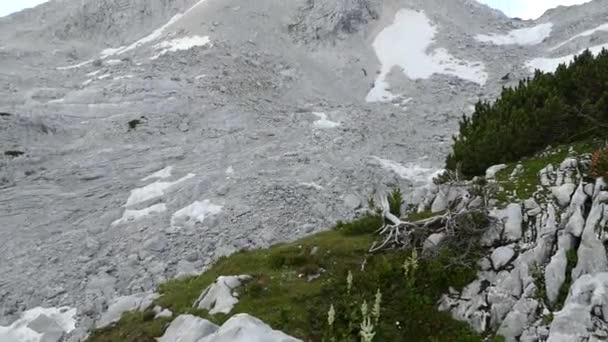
[439,155,608,341]
[194,275,251,315]
[96,292,158,328]
[158,313,301,342]
[289,0,380,43]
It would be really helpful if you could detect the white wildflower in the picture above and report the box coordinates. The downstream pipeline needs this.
[347,270,353,294]
[372,289,382,324]
[328,304,335,327]
[361,300,368,318]
[360,316,376,342]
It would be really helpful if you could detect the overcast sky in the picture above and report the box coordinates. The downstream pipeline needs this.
[0,0,595,19]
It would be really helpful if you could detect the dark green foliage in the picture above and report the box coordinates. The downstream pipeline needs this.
[4,151,24,157]
[335,214,383,236]
[388,188,403,217]
[447,49,608,177]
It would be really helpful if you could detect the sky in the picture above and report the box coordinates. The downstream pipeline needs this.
[477,0,592,19]
[0,0,595,19]
[0,0,49,17]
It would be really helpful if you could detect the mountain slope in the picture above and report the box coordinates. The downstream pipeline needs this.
[2,0,608,340]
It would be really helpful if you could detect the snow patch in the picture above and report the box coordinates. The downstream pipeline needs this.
[47,98,65,104]
[82,79,93,86]
[225,166,235,176]
[126,173,195,207]
[312,112,340,129]
[112,203,167,226]
[86,70,102,77]
[99,0,212,58]
[367,9,487,102]
[150,35,211,60]
[300,182,324,191]
[550,23,608,50]
[113,75,134,81]
[526,43,608,72]
[0,307,77,342]
[97,74,111,80]
[56,59,93,70]
[476,23,553,45]
[373,157,437,184]
[142,166,173,181]
[103,14,184,57]
[171,200,222,227]
[105,59,122,66]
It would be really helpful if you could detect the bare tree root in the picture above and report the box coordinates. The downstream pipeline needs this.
[369,191,492,256]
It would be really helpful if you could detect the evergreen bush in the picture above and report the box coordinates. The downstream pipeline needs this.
[447,49,608,177]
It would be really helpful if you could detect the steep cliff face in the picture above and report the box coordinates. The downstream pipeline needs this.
[2,0,608,340]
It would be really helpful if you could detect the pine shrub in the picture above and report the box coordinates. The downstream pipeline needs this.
[447,49,608,177]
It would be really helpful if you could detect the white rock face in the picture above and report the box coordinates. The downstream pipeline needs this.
[491,246,516,270]
[548,273,608,341]
[157,314,219,342]
[495,204,523,243]
[159,314,301,342]
[423,232,447,252]
[439,157,608,341]
[199,314,301,342]
[486,164,508,179]
[194,275,252,314]
[96,292,159,328]
[551,183,576,207]
[0,307,77,342]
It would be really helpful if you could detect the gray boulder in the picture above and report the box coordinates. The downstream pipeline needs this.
[486,164,507,180]
[551,183,576,207]
[96,292,159,328]
[158,314,219,342]
[548,273,608,341]
[27,314,65,342]
[491,246,516,270]
[194,275,252,315]
[199,313,301,342]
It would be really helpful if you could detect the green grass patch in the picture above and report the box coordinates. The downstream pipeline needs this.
[87,215,483,342]
[86,310,172,342]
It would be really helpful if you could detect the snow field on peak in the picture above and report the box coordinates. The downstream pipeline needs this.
[527,43,608,72]
[366,9,487,103]
[476,23,553,46]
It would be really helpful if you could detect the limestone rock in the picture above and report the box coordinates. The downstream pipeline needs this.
[486,164,507,180]
[497,204,523,243]
[423,232,447,252]
[96,292,159,328]
[572,196,608,280]
[491,246,516,270]
[548,273,608,341]
[551,183,576,207]
[176,260,200,279]
[199,313,301,342]
[158,314,219,342]
[497,295,539,342]
[27,314,65,342]
[194,275,252,314]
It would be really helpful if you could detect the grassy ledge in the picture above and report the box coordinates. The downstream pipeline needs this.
[87,215,484,342]
[493,139,600,204]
